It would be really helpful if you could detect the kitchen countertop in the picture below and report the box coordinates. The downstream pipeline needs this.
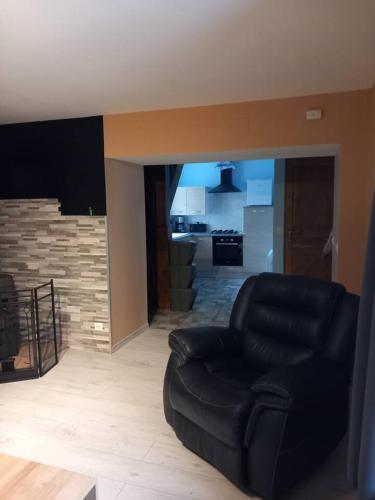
[171,232,211,240]
[171,232,193,240]
[189,232,212,237]
[172,232,244,240]
[204,232,244,237]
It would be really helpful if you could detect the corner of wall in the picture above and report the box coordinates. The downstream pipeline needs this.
[371,84,375,187]
[105,159,148,349]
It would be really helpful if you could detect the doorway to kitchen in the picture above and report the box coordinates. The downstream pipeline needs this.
[145,155,336,330]
[171,159,275,275]
[147,159,277,329]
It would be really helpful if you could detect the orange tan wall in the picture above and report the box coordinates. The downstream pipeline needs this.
[105,159,148,349]
[104,89,373,294]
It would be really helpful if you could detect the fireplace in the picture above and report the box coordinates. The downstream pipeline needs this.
[0,275,58,383]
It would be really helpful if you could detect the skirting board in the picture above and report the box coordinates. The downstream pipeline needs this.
[111,323,149,353]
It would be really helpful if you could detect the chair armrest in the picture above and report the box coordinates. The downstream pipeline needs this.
[251,357,348,409]
[168,326,240,362]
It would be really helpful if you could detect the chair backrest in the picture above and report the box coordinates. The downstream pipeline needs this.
[230,273,359,373]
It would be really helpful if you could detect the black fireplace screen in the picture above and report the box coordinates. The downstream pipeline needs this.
[0,277,58,383]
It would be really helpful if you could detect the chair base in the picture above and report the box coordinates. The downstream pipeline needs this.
[172,409,249,493]
[164,354,348,500]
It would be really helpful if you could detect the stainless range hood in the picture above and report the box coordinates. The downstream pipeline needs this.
[208,163,241,193]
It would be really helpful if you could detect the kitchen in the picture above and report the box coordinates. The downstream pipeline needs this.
[159,159,277,326]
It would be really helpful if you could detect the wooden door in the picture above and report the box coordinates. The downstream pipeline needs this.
[284,157,334,280]
[144,166,170,322]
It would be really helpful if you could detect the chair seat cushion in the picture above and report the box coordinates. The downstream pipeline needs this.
[169,357,259,448]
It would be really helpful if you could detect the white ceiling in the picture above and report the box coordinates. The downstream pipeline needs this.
[1,0,374,124]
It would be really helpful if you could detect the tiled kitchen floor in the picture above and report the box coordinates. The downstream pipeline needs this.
[0,329,356,499]
[151,275,250,330]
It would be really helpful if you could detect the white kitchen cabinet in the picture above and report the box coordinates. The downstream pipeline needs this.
[170,187,187,215]
[171,187,206,216]
[186,186,206,215]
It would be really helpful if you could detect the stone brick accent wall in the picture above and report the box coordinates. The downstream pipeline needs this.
[0,199,111,352]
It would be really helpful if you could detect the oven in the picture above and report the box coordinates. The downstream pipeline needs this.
[212,235,243,266]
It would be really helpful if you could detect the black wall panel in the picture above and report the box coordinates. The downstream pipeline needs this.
[0,116,106,215]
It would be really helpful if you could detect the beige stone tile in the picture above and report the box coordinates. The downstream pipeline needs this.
[0,198,111,352]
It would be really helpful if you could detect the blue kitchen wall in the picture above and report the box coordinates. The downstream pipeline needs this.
[178,162,219,187]
[176,159,275,233]
[233,160,274,191]
[179,159,275,190]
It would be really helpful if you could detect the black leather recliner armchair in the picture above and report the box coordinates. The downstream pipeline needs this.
[164,273,359,499]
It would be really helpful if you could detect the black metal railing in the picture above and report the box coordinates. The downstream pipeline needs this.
[0,278,58,383]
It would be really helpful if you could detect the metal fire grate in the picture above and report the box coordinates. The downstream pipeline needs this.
[0,277,58,383]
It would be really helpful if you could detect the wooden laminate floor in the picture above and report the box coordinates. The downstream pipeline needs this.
[0,454,96,500]
[0,329,356,500]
